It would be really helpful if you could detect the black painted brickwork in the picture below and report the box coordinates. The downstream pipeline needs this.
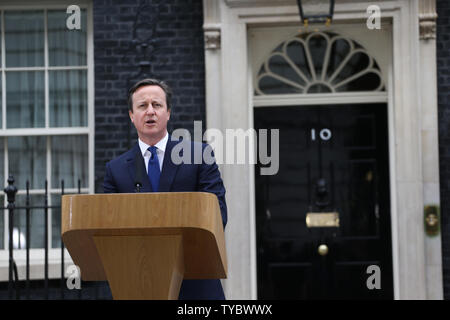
[93,0,206,192]
[437,0,450,300]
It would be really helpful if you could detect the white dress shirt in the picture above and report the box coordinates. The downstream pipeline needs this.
[138,131,168,173]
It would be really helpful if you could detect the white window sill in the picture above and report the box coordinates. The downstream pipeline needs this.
[0,249,75,282]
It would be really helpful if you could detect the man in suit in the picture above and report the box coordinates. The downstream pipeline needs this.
[103,78,227,300]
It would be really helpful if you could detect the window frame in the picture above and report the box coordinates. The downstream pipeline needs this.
[0,0,94,281]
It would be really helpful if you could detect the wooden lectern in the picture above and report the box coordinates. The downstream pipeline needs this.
[61,192,227,300]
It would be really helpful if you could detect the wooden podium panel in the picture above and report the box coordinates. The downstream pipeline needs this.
[61,192,227,299]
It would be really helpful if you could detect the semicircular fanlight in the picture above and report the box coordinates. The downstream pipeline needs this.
[256,31,385,95]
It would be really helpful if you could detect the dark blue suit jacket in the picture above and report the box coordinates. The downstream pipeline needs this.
[103,137,227,300]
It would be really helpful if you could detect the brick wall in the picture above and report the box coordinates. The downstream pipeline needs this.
[93,0,206,192]
[437,0,450,300]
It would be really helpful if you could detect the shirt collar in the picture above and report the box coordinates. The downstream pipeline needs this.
[138,131,169,156]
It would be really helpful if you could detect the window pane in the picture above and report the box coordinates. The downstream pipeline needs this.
[0,75,2,127]
[0,138,4,190]
[51,194,61,248]
[0,139,3,249]
[51,135,88,189]
[13,194,45,249]
[0,14,2,68]
[8,136,46,190]
[0,196,4,249]
[48,9,87,66]
[6,71,45,128]
[5,10,44,67]
[49,70,88,127]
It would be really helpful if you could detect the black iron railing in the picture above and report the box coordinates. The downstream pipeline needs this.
[2,175,110,300]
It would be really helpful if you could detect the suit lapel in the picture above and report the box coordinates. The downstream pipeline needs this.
[126,143,152,192]
[159,137,180,192]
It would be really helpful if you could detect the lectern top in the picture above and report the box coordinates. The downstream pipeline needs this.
[61,192,227,281]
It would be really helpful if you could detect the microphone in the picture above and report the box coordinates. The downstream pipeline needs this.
[134,150,145,192]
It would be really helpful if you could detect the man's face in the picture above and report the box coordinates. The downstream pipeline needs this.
[129,85,171,145]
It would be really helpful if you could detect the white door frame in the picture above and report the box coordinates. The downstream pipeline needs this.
[203,0,442,300]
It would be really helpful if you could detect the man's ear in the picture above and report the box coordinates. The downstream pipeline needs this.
[129,109,134,123]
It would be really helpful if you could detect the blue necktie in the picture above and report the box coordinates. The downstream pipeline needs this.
[147,146,160,192]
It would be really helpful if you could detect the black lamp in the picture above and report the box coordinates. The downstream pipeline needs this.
[297,0,335,27]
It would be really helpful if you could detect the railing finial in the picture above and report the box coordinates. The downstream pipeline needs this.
[4,175,18,206]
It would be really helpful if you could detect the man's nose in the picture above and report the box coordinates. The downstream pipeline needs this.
[145,105,156,115]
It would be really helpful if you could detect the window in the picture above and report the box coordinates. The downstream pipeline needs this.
[255,31,385,95]
[0,5,93,258]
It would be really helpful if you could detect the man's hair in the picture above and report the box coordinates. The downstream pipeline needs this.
[128,78,173,112]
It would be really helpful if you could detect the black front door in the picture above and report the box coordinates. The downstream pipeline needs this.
[254,104,393,299]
